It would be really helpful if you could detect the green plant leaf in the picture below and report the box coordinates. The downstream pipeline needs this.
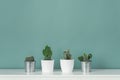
[83,53,88,61]
[88,53,92,60]
[78,56,83,61]
[42,45,52,60]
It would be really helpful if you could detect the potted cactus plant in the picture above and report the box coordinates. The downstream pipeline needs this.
[78,53,92,73]
[60,49,74,73]
[25,56,35,73]
[41,45,54,73]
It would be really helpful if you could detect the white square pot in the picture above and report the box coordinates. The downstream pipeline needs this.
[41,60,54,73]
[60,59,74,73]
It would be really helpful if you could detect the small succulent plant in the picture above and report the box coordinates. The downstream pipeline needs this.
[25,56,35,62]
[42,45,52,60]
[78,53,92,62]
[63,49,72,60]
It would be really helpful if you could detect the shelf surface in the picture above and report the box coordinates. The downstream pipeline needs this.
[0,69,120,76]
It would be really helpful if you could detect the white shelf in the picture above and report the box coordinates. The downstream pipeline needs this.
[0,69,120,80]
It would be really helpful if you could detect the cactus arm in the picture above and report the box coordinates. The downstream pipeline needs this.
[25,56,34,61]
[63,49,72,60]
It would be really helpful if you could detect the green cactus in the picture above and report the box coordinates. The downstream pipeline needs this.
[78,53,92,61]
[63,49,72,60]
[42,45,52,60]
[25,56,35,62]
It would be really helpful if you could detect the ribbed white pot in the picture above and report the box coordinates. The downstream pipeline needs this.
[60,59,74,73]
[41,60,54,73]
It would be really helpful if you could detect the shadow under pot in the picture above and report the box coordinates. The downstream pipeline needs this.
[81,61,91,73]
[25,61,35,73]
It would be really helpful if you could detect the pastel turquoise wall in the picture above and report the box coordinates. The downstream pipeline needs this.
[0,0,120,69]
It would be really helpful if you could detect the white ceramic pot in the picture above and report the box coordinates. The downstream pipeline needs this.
[60,59,74,73]
[41,60,54,73]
